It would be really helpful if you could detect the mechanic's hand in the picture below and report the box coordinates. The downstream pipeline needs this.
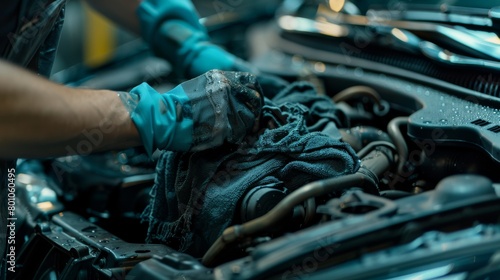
[150,20,289,96]
[122,70,263,156]
[136,0,288,96]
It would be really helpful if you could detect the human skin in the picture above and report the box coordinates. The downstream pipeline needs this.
[0,60,141,159]
[0,0,210,159]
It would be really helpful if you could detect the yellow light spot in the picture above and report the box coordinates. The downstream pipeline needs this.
[391,28,409,42]
[329,0,345,12]
[485,35,500,45]
[315,21,349,37]
[37,201,55,211]
[314,62,326,72]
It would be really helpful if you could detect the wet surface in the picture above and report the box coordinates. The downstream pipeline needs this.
[189,70,263,151]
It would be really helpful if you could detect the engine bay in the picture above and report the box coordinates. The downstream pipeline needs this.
[10,1,500,279]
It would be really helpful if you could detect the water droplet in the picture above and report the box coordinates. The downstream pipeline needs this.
[82,226,97,233]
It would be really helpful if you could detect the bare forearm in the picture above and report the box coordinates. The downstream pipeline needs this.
[0,60,141,159]
[85,0,142,34]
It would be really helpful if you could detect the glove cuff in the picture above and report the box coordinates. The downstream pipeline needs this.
[149,20,236,78]
[184,43,236,78]
[165,86,194,151]
[137,0,240,78]
[127,83,194,157]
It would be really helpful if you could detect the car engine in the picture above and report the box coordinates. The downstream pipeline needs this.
[9,0,500,279]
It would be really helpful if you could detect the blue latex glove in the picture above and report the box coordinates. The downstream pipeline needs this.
[136,0,290,96]
[137,0,233,78]
[120,70,263,157]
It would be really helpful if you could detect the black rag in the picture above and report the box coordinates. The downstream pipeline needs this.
[141,82,360,256]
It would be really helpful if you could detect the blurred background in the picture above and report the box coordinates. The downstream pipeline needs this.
[50,0,281,78]
[51,0,491,81]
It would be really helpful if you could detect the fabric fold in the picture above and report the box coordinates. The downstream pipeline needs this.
[141,82,360,256]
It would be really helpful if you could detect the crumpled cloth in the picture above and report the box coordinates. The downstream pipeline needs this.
[141,82,360,256]
[272,82,348,130]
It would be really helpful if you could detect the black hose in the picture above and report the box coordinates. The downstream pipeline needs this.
[357,141,397,159]
[202,142,396,266]
[202,171,378,266]
[303,197,316,225]
[387,117,409,175]
[340,126,392,152]
[332,86,384,110]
